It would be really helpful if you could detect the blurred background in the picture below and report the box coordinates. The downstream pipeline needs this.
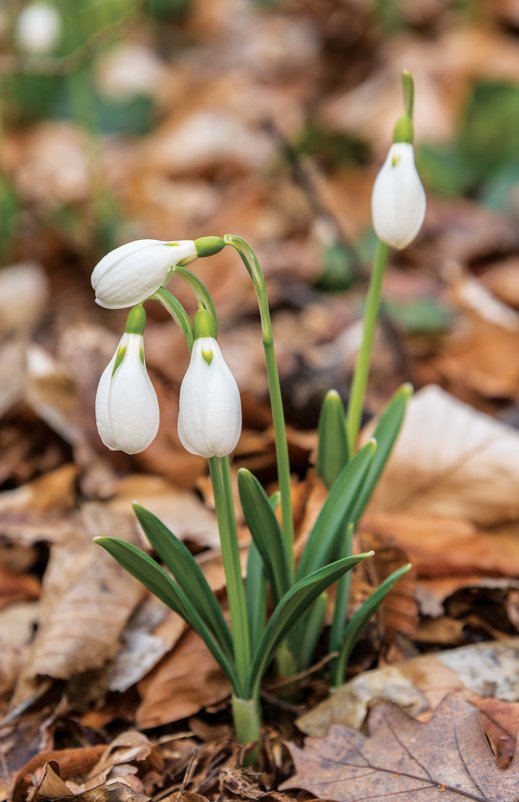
[1,0,519,494]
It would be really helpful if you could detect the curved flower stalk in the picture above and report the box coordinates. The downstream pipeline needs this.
[371,142,426,249]
[95,306,159,454]
[178,311,242,458]
[92,239,197,309]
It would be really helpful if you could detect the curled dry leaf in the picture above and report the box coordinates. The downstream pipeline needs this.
[297,637,519,737]
[286,694,519,801]
[11,504,145,708]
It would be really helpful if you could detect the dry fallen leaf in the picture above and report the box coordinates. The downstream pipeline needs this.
[296,637,519,737]
[286,694,519,801]
[11,504,144,707]
[136,629,229,729]
[365,385,519,526]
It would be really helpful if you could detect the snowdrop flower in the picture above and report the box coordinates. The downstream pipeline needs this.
[371,143,426,250]
[15,2,61,55]
[178,309,241,458]
[92,239,197,310]
[95,307,159,454]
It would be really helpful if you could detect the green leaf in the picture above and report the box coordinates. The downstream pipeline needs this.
[349,384,412,527]
[247,551,373,698]
[331,564,412,688]
[94,537,239,692]
[296,591,328,670]
[238,468,291,604]
[297,440,377,579]
[133,504,233,660]
[317,389,349,489]
[246,541,266,654]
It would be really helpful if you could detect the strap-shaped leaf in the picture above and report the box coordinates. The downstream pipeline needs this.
[95,537,239,692]
[238,468,290,604]
[331,563,412,688]
[246,540,266,654]
[247,551,373,698]
[297,440,377,579]
[133,503,233,660]
[317,390,349,489]
[349,384,412,526]
[296,591,328,671]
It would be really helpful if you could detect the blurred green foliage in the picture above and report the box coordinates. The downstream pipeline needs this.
[295,124,369,170]
[384,297,454,335]
[418,81,519,211]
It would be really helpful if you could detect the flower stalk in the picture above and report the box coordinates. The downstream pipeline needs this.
[223,234,294,583]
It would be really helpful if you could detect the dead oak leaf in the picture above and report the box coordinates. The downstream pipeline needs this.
[284,695,519,801]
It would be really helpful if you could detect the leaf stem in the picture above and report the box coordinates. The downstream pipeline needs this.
[208,456,251,695]
[223,235,294,582]
[346,240,389,453]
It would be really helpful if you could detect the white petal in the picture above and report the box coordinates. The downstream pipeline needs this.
[95,354,118,450]
[178,338,242,458]
[16,3,61,55]
[92,239,196,309]
[371,143,426,249]
[108,334,159,454]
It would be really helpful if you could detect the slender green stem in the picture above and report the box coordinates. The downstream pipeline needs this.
[232,695,261,762]
[151,288,194,351]
[223,235,294,582]
[173,265,218,335]
[328,523,353,684]
[346,240,389,453]
[208,457,251,693]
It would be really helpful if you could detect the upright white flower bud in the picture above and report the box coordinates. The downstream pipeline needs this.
[92,239,197,310]
[178,309,241,458]
[371,142,426,250]
[15,2,61,55]
[95,308,159,454]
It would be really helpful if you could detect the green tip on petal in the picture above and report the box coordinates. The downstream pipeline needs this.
[201,348,214,365]
[194,236,226,257]
[112,345,127,375]
[125,304,147,335]
[194,304,217,339]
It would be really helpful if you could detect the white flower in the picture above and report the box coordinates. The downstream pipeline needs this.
[15,2,61,55]
[371,142,426,249]
[178,338,241,458]
[95,333,159,454]
[91,239,196,309]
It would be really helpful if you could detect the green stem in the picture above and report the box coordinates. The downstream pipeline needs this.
[232,696,261,764]
[223,235,294,582]
[329,523,353,685]
[209,457,251,693]
[346,240,389,453]
[151,288,194,351]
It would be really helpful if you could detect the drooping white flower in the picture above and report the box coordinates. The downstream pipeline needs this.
[371,142,426,249]
[15,2,61,55]
[91,239,196,310]
[95,332,159,454]
[178,337,241,458]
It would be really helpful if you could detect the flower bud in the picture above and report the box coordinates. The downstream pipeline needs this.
[92,239,196,309]
[95,332,159,454]
[178,337,241,458]
[15,2,61,55]
[371,142,426,249]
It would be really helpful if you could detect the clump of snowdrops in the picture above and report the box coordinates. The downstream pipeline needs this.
[94,71,424,754]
